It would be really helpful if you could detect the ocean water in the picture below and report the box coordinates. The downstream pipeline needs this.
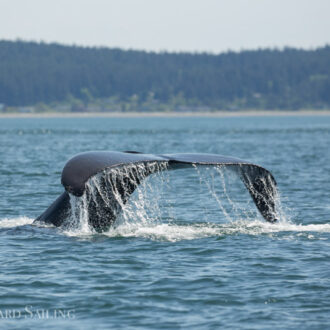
[0,115,329,329]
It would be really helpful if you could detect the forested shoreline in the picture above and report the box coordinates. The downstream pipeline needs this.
[0,40,329,112]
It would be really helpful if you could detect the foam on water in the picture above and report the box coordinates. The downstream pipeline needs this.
[1,217,330,243]
[1,216,329,242]
[60,219,330,242]
[0,216,34,228]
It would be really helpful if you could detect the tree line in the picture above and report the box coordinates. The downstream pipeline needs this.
[0,40,329,110]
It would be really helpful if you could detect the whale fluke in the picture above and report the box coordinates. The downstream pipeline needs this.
[35,151,278,232]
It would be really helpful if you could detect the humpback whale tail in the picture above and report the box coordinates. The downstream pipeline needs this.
[35,151,278,232]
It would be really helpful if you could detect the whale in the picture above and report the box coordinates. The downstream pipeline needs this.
[34,151,279,232]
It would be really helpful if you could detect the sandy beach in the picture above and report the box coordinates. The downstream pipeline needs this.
[1,110,330,118]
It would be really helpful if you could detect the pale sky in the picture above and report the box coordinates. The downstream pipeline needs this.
[0,0,329,53]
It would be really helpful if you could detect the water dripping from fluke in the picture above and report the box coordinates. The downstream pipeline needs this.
[64,162,169,234]
[34,151,282,233]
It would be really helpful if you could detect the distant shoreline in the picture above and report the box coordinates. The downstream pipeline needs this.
[1,110,330,118]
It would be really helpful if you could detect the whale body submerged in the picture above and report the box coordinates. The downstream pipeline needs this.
[34,151,279,232]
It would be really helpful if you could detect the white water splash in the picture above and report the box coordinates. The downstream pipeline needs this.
[103,218,330,242]
[63,219,330,241]
[1,216,329,242]
[0,217,34,228]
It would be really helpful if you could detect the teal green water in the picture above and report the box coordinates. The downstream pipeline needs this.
[0,116,330,329]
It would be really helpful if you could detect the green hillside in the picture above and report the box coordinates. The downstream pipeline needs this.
[0,40,329,111]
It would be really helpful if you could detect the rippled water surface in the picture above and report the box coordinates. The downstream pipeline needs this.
[0,115,329,329]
